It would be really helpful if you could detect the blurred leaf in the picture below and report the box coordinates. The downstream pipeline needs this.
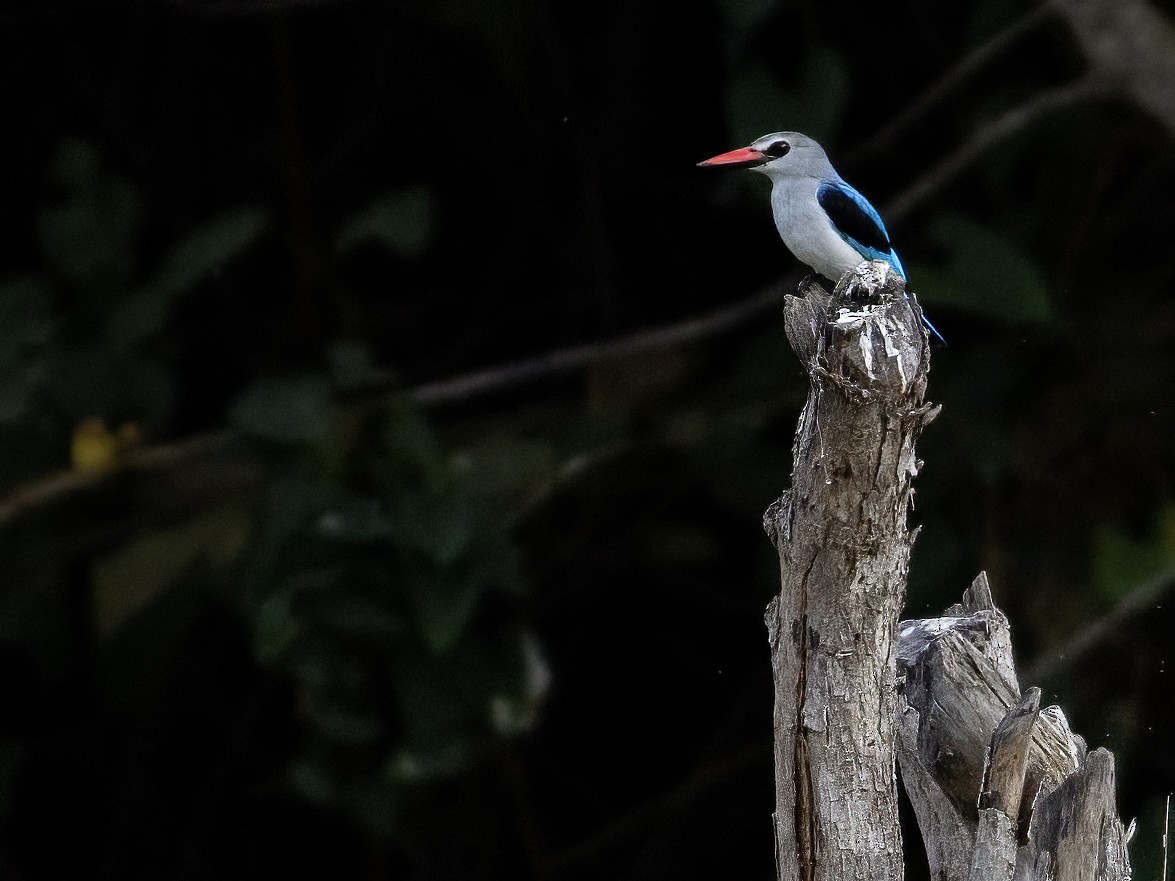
[104,286,169,350]
[255,592,301,663]
[229,374,334,444]
[385,404,440,460]
[911,214,1054,325]
[393,488,474,565]
[92,503,254,638]
[288,650,344,692]
[388,656,474,778]
[487,631,550,735]
[380,403,449,489]
[403,565,487,654]
[107,206,269,348]
[336,186,435,258]
[316,500,396,544]
[251,478,335,557]
[727,49,850,146]
[0,276,55,421]
[386,741,470,783]
[153,206,269,296]
[1092,503,1175,602]
[242,403,536,829]
[452,432,559,518]
[489,693,534,736]
[326,339,389,392]
[38,140,141,296]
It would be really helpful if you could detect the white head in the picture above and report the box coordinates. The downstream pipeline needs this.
[697,131,836,181]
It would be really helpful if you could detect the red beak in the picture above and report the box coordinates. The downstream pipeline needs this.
[697,146,769,168]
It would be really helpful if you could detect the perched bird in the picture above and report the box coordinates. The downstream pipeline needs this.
[699,131,944,343]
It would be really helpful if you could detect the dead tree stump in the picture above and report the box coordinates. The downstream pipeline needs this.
[765,262,1132,881]
[764,262,936,881]
[897,573,1133,881]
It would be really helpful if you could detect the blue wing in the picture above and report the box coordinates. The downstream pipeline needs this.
[817,181,946,344]
[816,181,905,279]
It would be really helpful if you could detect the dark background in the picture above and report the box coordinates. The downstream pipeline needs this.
[1,0,1173,878]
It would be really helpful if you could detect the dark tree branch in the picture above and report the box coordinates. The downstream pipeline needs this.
[1054,0,1175,138]
[884,79,1103,224]
[0,431,245,531]
[0,74,1114,538]
[0,280,794,533]
[846,5,1055,167]
[411,278,790,407]
[1023,564,1175,683]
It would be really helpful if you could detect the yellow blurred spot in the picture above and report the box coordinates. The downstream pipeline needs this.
[71,418,143,471]
[72,419,119,471]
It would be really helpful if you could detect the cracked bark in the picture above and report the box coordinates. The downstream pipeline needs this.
[896,574,1133,881]
[764,264,1131,881]
[765,262,936,881]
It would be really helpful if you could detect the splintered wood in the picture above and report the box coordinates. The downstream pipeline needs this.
[768,263,1132,881]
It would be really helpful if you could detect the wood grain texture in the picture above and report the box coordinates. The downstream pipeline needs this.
[768,265,1130,881]
[766,262,935,881]
[896,576,1132,881]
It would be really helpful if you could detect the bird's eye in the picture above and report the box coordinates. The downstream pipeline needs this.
[764,140,791,158]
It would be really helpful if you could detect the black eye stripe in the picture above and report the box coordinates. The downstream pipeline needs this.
[764,140,790,158]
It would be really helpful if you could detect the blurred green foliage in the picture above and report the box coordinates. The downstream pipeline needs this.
[0,275,55,422]
[336,186,436,259]
[1092,503,1175,602]
[912,214,1054,325]
[0,140,270,474]
[230,374,336,445]
[236,383,544,833]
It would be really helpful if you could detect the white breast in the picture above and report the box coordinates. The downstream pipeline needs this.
[769,177,866,280]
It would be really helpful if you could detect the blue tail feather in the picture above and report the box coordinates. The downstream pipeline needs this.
[920,310,947,346]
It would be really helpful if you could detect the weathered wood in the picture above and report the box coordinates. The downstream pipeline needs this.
[765,262,936,881]
[1016,748,1131,881]
[768,265,1131,881]
[969,689,1041,881]
[897,575,1085,817]
[981,687,1041,817]
[896,575,1132,881]
[971,810,1019,881]
[897,706,973,879]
